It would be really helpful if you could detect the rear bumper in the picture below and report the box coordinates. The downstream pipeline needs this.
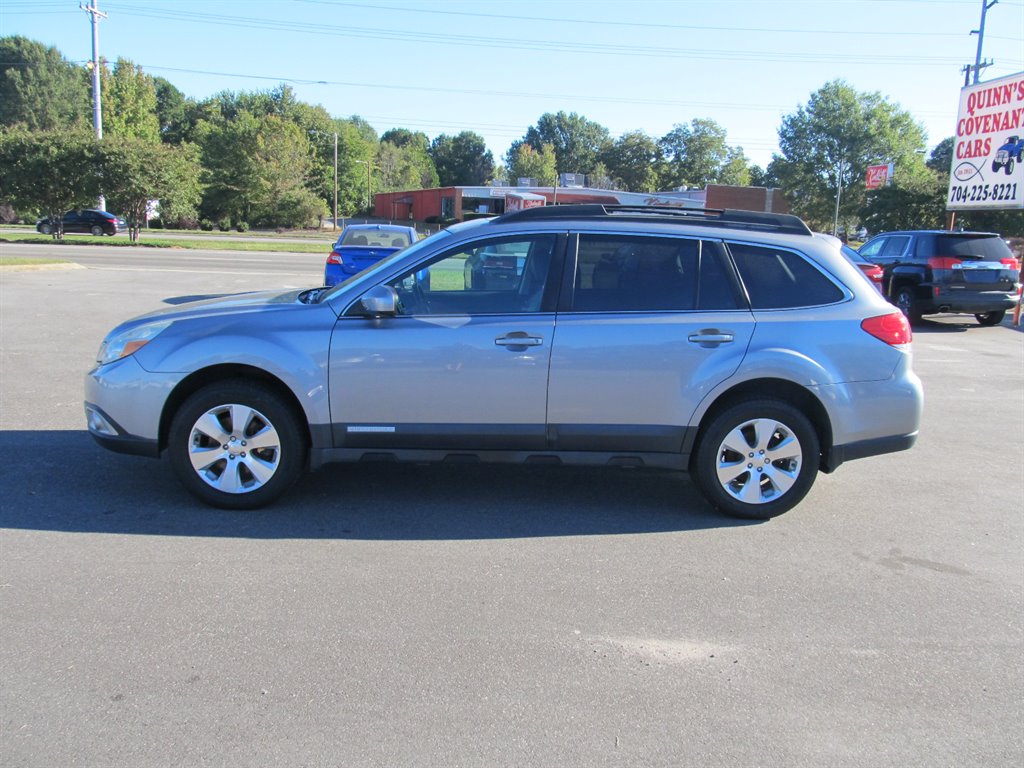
[923,290,1018,314]
[823,432,917,472]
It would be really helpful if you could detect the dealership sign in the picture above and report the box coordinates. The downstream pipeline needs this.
[865,163,894,189]
[947,71,1024,210]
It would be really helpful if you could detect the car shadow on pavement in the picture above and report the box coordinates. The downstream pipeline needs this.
[0,430,756,540]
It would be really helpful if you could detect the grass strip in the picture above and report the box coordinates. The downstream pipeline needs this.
[0,233,328,254]
[0,255,71,266]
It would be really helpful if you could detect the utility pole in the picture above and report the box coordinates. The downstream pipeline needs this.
[332,131,338,231]
[310,130,339,231]
[970,0,997,85]
[81,0,107,208]
[355,160,372,215]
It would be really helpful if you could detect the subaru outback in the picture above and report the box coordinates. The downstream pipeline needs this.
[86,206,922,520]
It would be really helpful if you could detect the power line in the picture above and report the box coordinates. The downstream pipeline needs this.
[97,3,969,66]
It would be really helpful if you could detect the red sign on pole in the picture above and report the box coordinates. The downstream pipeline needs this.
[865,164,891,190]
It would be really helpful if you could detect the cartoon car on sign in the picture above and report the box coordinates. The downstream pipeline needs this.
[992,136,1024,175]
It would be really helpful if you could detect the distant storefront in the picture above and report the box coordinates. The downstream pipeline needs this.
[373,184,789,223]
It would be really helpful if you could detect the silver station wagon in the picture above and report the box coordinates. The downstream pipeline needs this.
[86,206,923,519]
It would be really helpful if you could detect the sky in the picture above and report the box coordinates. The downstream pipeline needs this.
[2,0,1023,170]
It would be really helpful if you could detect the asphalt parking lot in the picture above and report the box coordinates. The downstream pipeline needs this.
[1,251,1022,767]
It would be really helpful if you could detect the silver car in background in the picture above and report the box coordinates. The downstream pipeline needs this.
[86,205,922,519]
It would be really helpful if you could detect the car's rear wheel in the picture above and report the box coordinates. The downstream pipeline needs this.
[90,224,104,236]
[168,381,306,509]
[975,310,1005,326]
[895,286,922,324]
[692,399,820,520]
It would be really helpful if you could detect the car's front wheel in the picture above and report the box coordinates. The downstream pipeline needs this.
[1004,159,1015,175]
[38,223,52,235]
[90,224,104,236]
[168,381,306,509]
[692,399,820,520]
[975,310,1005,326]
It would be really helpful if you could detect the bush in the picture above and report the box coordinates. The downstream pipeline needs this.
[235,221,249,232]
[148,218,164,229]
[199,218,213,231]
[217,217,231,232]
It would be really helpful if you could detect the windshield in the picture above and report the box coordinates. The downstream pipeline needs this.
[318,228,454,301]
[339,228,412,248]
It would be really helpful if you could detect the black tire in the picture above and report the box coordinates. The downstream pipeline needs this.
[992,161,1001,173]
[975,310,1005,326]
[692,399,820,520]
[894,286,923,324]
[90,224,104,236]
[167,380,306,509]
[38,222,52,235]
[1005,159,1015,175]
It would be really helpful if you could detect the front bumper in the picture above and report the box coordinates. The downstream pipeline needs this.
[84,355,182,458]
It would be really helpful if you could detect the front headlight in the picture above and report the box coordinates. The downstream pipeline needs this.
[96,320,171,365]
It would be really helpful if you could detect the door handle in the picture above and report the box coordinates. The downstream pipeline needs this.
[495,333,544,348]
[688,330,734,347]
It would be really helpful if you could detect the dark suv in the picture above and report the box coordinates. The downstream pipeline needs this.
[858,231,1021,325]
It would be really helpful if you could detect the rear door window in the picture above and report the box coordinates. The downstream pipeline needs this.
[567,235,739,312]
[729,243,844,309]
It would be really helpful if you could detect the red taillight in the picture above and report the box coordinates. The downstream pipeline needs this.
[866,266,883,283]
[326,251,342,264]
[928,257,962,270]
[1001,257,1020,272]
[861,312,912,346]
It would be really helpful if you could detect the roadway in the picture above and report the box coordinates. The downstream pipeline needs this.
[1,242,1022,768]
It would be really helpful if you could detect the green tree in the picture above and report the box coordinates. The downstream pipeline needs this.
[153,76,193,143]
[508,142,557,187]
[719,147,753,187]
[335,119,377,215]
[0,128,101,238]
[101,58,160,141]
[512,111,611,176]
[658,118,733,189]
[101,138,202,241]
[378,129,438,191]
[0,36,91,131]
[197,111,322,228]
[601,130,660,192]
[430,131,495,186]
[769,80,927,231]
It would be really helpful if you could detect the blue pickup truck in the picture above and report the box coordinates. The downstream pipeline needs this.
[992,135,1024,175]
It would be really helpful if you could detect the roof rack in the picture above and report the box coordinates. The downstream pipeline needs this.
[498,204,812,236]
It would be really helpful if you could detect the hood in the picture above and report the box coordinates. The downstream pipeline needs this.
[126,287,321,327]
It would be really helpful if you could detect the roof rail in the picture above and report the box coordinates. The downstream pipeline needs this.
[498,204,812,236]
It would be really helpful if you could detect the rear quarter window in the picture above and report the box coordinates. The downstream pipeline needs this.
[729,243,844,309]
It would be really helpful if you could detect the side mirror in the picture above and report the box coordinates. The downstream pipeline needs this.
[359,284,398,316]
